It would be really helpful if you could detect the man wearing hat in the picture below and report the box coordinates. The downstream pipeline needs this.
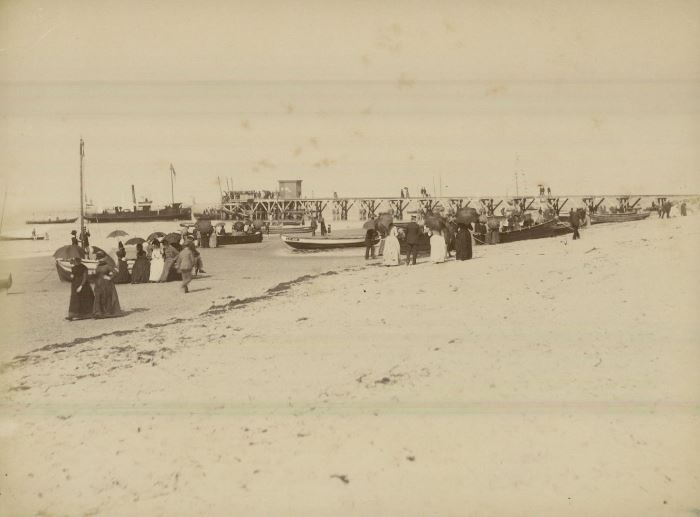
[70,230,79,246]
[175,239,197,293]
[403,215,422,266]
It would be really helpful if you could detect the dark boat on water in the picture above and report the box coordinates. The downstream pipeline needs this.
[85,202,192,223]
[25,216,78,225]
[0,234,47,241]
[216,231,264,246]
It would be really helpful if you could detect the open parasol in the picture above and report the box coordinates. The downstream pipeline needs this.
[455,207,479,225]
[147,231,166,242]
[106,229,129,238]
[195,219,213,233]
[363,219,377,230]
[377,213,393,234]
[125,237,146,246]
[90,246,114,263]
[164,232,182,244]
[423,213,444,231]
[53,244,85,260]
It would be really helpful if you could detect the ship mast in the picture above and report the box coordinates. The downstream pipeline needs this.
[79,138,85,233]
[170,163,176,205]
[0,186,7,236]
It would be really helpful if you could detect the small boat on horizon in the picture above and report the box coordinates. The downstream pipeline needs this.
[281,234,378,250]
[25,216,78,225]
[0,234,48,241]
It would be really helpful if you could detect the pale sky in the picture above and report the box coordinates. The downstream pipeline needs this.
[1,0,699,215]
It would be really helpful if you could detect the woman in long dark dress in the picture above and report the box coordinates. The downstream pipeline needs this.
[454,223,473,261]
[93,251,122,318]
[130,243,150,283]
[67,257,95,320]
[113,241,132,284]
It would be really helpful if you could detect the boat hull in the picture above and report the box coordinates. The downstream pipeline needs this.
[472,219,572,245]
[85,207,192,223]
[591,212,650,224]
[281,235,377,250]
[0,235,47,241]
[215,232,264,246]
[25,217,77,225]
[55,258,134,282]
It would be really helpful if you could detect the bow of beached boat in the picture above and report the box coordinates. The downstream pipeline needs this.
[591,211,651,224]
[281,234,379,250]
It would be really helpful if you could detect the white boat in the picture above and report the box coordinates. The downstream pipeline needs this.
[281,234,379,250]
[55,258,134,282]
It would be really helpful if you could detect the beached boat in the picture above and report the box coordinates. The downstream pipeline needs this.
[267,225,312,235]
[55,258,134,282]
[215,231,264,246]
[281,234,378,250]
[591,211,650,224]
[25,217,78,225]
[474,219,572,244]
[0,273,11,290]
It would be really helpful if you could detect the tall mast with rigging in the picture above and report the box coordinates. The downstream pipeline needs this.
[79,138,85,233]
[169,163,176,205]
[0,186,8,236]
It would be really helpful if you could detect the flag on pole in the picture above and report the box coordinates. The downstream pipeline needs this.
[80,138,85,157]
[170,163,176,178]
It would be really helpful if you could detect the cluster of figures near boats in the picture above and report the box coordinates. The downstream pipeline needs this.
[57,198,689,321]
[65,231,206,321]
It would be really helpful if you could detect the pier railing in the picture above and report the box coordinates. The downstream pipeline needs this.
[198,194,694,221]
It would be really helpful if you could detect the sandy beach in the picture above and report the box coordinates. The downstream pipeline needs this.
[1,214,699,516]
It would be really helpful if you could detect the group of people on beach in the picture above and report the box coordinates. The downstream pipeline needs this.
[65,234,206,320]
[365,214,474,267]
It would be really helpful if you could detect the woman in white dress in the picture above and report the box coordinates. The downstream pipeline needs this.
[383,225,401,266]
[149,239,165,282]
[429,228,447,263]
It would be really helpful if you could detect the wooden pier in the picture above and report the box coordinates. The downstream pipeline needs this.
[203,194,691,221]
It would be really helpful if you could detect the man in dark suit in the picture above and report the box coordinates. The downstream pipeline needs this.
[364,227,377,259]
[569,208,581,240]
[404,216,422,265]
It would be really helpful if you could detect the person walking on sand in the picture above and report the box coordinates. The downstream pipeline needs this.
[131,243,150,283]
[404,216,422,266]
[113,241,131,284]
[92,251,122,318]
[454,224,473,260]
[67,257,95,320]
[149,239,164,282]
[365,226,378,260]
[320,216,327,236]
[175,241,196,293]
[570,208,581,240]
[383,225,401,266]
[159,240,178,282]
[681,202,687,216]
[80,227,91,256]
[310,217,318,236]
[429,228,447,263]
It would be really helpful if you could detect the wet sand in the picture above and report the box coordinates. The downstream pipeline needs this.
[1,215,699,516]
